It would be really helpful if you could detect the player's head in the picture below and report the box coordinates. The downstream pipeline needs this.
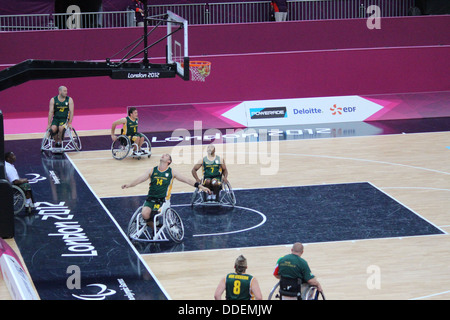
[207,144,215,156]
[291,242,304,256]
[161,153,172,165]
[58,86,68,97]
[234,255,247,274]
[128,107,138,118]
[5,151,16,163]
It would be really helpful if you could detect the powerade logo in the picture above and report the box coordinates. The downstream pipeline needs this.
[250,107,287,119]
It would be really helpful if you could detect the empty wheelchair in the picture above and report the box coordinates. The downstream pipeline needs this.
[191,179,236,207]
[268,282,325,300]
[41,126,81,153]
[111,134,151,160]
[127,203,184,243]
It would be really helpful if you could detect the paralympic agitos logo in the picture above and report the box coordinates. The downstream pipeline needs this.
[250,107,287,119]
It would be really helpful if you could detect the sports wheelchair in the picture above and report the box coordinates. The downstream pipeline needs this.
[12,185,26,214]
[111,134,151,160]
[41,126,81,153]
[11,185,35,214]
[268,281,325,300]
[127,202,184,243]
[190,179,236,207]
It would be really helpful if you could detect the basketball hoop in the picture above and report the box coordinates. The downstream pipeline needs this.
[188,61,211,82]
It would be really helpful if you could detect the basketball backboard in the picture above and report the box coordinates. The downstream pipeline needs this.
[166,11,189,81]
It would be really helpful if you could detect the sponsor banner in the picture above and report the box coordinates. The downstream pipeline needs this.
[222,96,384,127]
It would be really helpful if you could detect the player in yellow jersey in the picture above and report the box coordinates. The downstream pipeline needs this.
[192,144,228,201]
[122,154,211,229]
[214,255,262,300]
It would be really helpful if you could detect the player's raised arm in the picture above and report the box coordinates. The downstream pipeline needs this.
[121,167,153,189]
[173,168,211,194]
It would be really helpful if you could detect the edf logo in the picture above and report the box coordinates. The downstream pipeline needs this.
[330,104,356,116]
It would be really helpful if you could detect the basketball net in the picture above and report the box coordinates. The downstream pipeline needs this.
[189,61,211,82]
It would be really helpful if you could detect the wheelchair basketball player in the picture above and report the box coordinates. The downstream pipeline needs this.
[191,144,228,201]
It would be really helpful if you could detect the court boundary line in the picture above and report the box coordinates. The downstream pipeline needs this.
[65,154,173,300]
[410,290,450,300]
[62,130,450,155]
[368,181,447,235]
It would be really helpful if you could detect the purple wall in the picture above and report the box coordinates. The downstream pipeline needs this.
[0,16,449,120]
[0,15,448,64]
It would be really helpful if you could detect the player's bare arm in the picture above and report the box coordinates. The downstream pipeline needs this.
[121,168,153,189]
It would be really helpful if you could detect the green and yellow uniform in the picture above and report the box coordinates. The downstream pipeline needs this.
[202,155,222,180]
[144,166,174,212]
[122,116,143,141]
[275,254,314,282]
[225,273,254,300]
[51,96,70,126]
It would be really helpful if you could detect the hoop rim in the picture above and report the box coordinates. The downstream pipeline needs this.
[189,61,211,67]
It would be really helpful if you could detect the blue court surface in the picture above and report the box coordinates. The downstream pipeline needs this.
[5,118,447,300]
[103,182,444,256]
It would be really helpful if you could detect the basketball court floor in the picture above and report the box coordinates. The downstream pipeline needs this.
[1,117,449,300]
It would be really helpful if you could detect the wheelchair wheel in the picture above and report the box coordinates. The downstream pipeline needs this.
[164,208,184,243]
[220,181,236,207]
[41,129,52,152]
[190,188,203,207]
[12,185,26,214]
[141,134,152,158]
[112,135,131,160]
[268,282,280,300]
[303,286,325,300]
[69,127,82,151]
[127,206,150,241]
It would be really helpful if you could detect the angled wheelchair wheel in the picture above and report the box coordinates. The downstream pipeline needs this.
[127,206,152,241]
[268,282,280,300]
[220,181,236,207]
[303,286,325,300]
[164,208,184,243]
[190,188,204,207]
[112,135,131,160]
[141,134,152,158]
[12,185,26,214]
[69,127,82,151]
[41,129,53,152]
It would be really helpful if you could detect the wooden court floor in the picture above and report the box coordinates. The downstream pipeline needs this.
[2,130,449,300]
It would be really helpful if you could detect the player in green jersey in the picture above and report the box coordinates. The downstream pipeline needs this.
[121,153,211,231]
[192,144,228,201]
[273,242,323,299]
[47,86,74,147]
[111,107,147,156]
[214,255,262,300]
